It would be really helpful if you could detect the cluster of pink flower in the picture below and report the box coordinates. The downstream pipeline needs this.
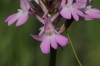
[4,0,100,54]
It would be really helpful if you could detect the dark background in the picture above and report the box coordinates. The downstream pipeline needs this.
[0,0,100,66]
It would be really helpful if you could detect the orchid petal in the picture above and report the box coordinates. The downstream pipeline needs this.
[86,11,100,18]
[16,13,28,26]
[40,37,50,54]
[60,7,71,19]
[8,15,18,26]
[70,7,79,21]
[75,0,87,8]
[61,0,66,7]
[20,0,30,10]
[42,10,48,18]
[50,39,58,49]
[39,27,44,35]
[73,2,86,9]
[55,34,68,46]
[20,0,27,9]
[84,15,94,20]
[44,17,55,32]
[36,15,44,24]
[30,34,43,41]
[75,9,84,17]
[91,8,100,13]
[5,13,17,22]
[51,12,60,22]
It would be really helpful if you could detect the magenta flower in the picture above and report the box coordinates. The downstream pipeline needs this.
[5,0,31,26]
[31,17,68,54]
[36,12,60,35]
[84,5,100,19]
[60,0,85,21]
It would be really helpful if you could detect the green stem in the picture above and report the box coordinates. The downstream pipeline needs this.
[49,47,57,66]
[67,34,82,66]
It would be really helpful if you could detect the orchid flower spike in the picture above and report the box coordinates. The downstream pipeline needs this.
[31,17,68,54]
[5,0,31,26]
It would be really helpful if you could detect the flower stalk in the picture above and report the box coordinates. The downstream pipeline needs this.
[49,47,57,66]
[67,33,82,66]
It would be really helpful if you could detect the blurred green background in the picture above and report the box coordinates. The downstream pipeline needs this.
[0,0,100,66]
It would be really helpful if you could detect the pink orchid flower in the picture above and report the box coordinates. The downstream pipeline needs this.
[5,0,31,26]
[31,17,68,54]
[85,5,100,19]
[60,0,85,21]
